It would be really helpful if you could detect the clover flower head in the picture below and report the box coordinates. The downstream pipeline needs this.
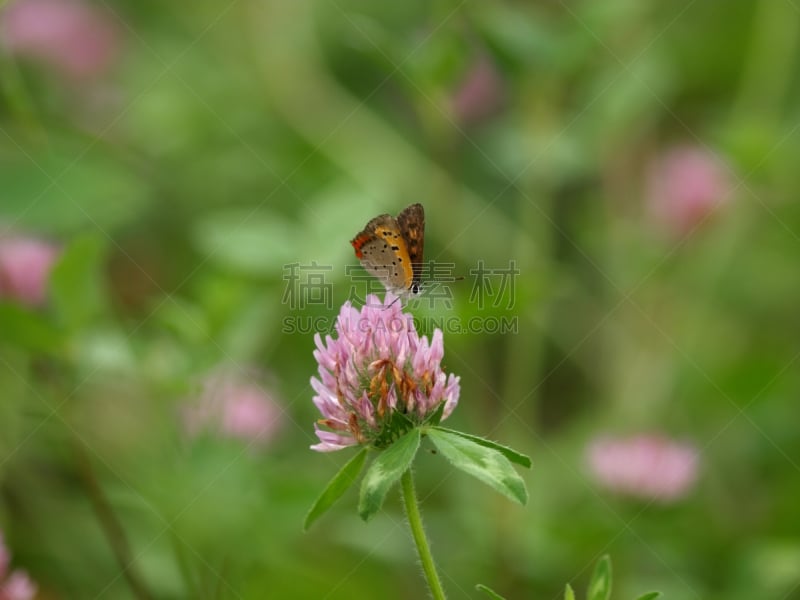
[1,0,120,81]
[587,434,699,503]
[0,235,60,307]
[0,532,37,600]
[310,294,460,452]
[451,54,505,124]
[646,145,732,236]
[182,368,283,447]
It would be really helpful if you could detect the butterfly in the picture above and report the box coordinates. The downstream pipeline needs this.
[351,203,425,297]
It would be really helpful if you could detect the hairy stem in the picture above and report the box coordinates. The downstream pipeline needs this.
[401,469,446,600]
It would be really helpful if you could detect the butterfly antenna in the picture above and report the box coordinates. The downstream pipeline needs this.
[385,295,402,309]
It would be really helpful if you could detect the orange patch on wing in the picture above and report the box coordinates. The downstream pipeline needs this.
[373,225,414,288]
[350,234,372,259]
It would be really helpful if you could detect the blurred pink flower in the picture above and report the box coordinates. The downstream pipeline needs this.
[451,55,505,124]
[0,532,37,600]
[183,369,283,447]
[646,145,732,236]
[311,293,460,452]
[1,0,120,80]
[587,434,698,502]
[0,235,60,307]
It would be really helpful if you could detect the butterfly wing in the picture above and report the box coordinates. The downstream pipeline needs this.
[351,214,415,294]
[396,203,425,293]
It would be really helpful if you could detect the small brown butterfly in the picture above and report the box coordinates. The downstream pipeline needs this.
[351,203,425,297]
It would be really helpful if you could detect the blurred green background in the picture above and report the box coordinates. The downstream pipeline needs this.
[1,0,800,598]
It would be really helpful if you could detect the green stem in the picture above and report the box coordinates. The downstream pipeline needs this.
[72,439,154,600]
[0,48,47,144]
[401,469,446,600]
